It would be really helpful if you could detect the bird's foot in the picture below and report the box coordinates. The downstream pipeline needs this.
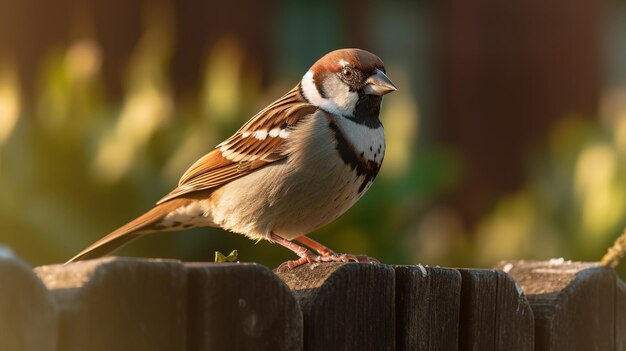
[270,233,378,269]
[286,253,379,269]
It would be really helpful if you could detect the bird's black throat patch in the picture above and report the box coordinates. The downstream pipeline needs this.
[327,120,382,194]
[348,94,382,129]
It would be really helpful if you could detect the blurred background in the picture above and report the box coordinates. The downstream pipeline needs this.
[1,0,626,273]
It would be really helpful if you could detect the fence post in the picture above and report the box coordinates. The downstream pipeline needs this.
[186,262,302,350]
[35,257,187,351]
[394,265,461,351]
[499,260,625,350]
[0,247,57,351]
[275,262,395,350]
[457,269,534,351]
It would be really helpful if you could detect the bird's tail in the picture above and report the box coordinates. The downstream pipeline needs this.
[66,198,194,263]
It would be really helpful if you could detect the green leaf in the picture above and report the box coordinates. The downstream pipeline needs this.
[214,249,238,262]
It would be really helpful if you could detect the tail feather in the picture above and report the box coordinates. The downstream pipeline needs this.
[66,198,193,263]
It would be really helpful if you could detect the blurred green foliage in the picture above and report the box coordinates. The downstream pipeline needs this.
[0,13,451,267]
[1,2,626,276]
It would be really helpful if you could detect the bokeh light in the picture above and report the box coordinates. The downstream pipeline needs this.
[0,0,625,277]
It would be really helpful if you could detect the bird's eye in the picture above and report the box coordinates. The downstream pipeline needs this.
[341,67,355,80]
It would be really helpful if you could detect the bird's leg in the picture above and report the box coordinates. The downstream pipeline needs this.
[271,233,378,269]
[294,235,336,256]
[295,235,377,263]
[270,233,320,268]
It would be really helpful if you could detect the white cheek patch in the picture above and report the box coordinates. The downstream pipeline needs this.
[301,70,357,117]
[322,75,358,117]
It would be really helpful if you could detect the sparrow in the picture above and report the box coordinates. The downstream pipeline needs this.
[68,48,396,268]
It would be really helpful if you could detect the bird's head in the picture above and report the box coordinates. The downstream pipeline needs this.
[300,49,396,118]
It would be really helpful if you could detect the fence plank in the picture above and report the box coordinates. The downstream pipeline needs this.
[0,247,57,351]
[457,269,534,351]
[617,278,626,350]
[186,262,302,350]
[394,265,461,351]
[35,257,186,351]
[494,270,535,349]
[275,262,395,351]
[498,261,617,351]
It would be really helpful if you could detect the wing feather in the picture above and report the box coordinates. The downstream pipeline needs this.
[156,84,316,205]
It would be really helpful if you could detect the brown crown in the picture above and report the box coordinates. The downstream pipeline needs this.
[310,48,385,76]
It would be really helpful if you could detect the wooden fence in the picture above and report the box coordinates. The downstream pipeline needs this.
[1,245,624,350]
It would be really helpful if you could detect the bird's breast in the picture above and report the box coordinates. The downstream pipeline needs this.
[209,111,385,241]
[326,115,385,193]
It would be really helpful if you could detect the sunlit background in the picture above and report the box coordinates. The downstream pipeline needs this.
[1,0,626,274]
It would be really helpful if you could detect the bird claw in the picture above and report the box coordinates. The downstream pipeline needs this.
[354,254,379,263]
[285,253,379,269]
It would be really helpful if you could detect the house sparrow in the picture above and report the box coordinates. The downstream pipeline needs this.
[68,48,396,268]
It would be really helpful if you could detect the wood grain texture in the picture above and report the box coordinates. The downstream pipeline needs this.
[0,247,57,351]
[186,262,302,351]
[494,269,534,349]
[275,262,395,351]
[35,257,187,351]
[497,261,616,350]
[616,278,626,350]
[457,269,534,351]
[394,265,461,351]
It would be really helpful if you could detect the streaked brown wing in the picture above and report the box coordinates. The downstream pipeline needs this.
[156,84,316,204]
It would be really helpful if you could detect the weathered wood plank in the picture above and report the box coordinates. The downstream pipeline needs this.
[275,263,395,351]
[498,260,615,351]
[458,269,496,350]
[493,269,534,349]
[186,262,302,350]
[394,265,461,351]
[0,247,57,351]
[616,277,626,350]
[35,257,186,351]
[457,269,534,351]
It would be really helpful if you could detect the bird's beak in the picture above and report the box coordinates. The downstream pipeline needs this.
[363,69,397,96]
